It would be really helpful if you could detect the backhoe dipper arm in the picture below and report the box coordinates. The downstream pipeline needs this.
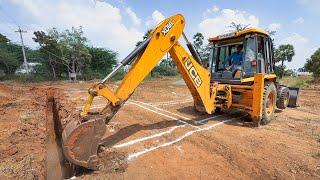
[62,14,216,170]
[82,14,215,118]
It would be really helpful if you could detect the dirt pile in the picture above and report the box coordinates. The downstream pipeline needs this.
[0,84,48,179]
[0,84,77,179]
[97,148,128,173]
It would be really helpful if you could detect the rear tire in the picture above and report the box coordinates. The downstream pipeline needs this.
[261,82,277,125]
[276,86,289,109]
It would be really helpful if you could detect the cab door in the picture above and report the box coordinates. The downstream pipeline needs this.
[265,37,275,74]
[242,35,257,78]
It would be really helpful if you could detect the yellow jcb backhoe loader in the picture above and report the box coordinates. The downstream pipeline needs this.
[62,14,300,169]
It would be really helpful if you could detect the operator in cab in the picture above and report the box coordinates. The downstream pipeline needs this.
[225,44,244,75]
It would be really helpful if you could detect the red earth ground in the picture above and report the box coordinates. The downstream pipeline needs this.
[0,77,319,179]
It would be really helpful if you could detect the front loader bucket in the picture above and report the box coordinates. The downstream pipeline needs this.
[288,87,300,107]
[62,117,106,170]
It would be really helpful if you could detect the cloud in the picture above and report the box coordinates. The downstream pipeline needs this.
[198,8,259,38]
[281,33,308,44]
[268,23,281,31]
[211,5,220,13]
[296,0,320,15]
[292,17,304,24]
[203,5,220,17]
[297,0,320,5]
[2,0,143,60]
[125,7,141,26]
[279,33,311,69]
[145,10,165,27]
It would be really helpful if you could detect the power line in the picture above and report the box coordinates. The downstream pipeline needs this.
[0,4,71,68]
[0,4,25,46]
[0,4,68,69]
[15,26,29,71]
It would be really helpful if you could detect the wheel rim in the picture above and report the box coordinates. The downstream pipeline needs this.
[266,91,275,115]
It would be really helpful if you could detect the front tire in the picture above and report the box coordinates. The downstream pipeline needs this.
[261,82,277,125]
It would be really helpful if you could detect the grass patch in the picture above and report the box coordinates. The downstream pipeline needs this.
[0,74,48,83]
[279,76,313,88]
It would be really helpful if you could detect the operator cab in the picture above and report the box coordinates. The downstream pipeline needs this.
[208,28,275,84]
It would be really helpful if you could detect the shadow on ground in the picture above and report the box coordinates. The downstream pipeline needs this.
[100,110,251,148]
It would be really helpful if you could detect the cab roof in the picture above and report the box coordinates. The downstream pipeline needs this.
[208,28,269,42]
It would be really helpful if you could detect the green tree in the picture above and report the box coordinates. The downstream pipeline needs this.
[0,33,9,44]
[85,47,117,79]
[192,32,210,66]
[59,27,92,80]
[305,48,320,80]
[193,32,204,50]
[136,29,152,47]
[274,44,295,78]
[33,30,62,79]
[0,46,20,74]
[33,27,92,80]
[153,64,178,76]
[0,33,22,74]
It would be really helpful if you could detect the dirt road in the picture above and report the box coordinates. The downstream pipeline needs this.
[0,78,319,179]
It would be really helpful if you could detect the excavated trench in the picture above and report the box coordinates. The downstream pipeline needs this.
[44,89,129,179]
[45,92,74,179]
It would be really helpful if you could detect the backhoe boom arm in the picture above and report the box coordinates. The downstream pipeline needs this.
[62,14,216,170]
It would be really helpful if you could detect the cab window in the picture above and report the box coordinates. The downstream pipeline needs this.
[218,46,228,70]
[257,36,266,73]
[243,37,257,78]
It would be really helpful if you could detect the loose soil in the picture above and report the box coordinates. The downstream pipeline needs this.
[0,77,319,179]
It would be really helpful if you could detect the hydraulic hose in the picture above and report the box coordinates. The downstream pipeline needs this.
[100,37,151,84]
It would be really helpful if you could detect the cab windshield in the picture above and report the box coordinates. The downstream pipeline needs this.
[210,44,241,71]
[209,36,258,80]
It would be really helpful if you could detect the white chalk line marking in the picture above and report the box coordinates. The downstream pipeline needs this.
[113,114,224,149]
[130,100,192,120]
[75,99,198,129]
[151,99,193,106]
[127,101,201,130]
[75,98,192,110]
[127,116,243,160]
[73,99,239,161]
[156,100,193,106]
[75,101,192,110]
[75,100,218,150]
[75,99,222,150]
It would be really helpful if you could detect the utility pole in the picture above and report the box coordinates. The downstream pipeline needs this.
[15,26,28,72]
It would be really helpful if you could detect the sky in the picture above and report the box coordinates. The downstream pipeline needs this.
[0,0,319,69]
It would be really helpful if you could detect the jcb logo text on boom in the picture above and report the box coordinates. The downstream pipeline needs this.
[161,20,174,36]
[184,59,202,88]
